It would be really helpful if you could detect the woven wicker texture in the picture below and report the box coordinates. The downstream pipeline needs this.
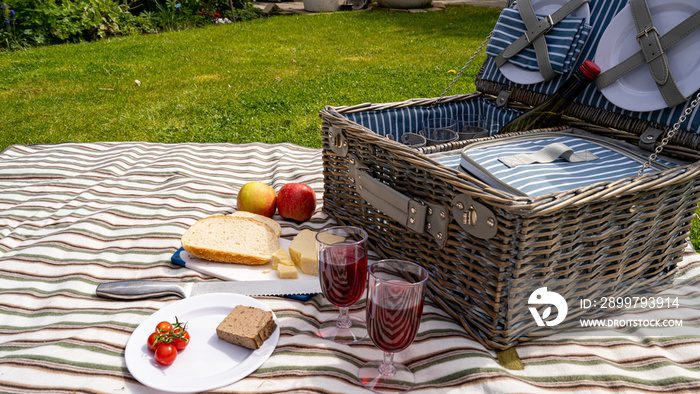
[320,93,700,350]
[475,75,700,153]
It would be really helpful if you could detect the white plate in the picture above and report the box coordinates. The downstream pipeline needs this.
[594,0,700,111]
[499,0,591,85]
[124,293,279,393]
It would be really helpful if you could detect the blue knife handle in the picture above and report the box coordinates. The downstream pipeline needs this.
[285,294,313,301]
[171,248,187,267]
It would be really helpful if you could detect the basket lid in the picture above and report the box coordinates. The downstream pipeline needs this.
[475,0,700,150]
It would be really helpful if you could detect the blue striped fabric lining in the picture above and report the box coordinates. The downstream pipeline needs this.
[343,97,521,142]
[432,154,462,169]
[486,8,591,75]
[460,136,660,197]
[480,0,700,134]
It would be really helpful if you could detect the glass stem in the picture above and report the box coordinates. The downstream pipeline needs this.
[336,307,351,329]
[378,352,396,376]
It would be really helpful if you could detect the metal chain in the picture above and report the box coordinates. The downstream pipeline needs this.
[638,91,700,176]
[432,31,494,107]
[433,1,515,106]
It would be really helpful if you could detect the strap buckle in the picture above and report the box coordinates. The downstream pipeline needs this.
[544,14,555,34]
[635,26,659,45]
[525,14,554,43]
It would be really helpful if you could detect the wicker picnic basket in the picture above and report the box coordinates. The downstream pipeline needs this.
[319,0,700,350]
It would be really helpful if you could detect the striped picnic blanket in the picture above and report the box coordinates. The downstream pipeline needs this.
[1,142,699,393]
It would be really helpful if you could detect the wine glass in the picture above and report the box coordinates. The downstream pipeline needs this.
[316,226,369,344]
[359,259,429,393]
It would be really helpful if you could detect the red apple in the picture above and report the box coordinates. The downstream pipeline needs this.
[236,182,277,218]
[277,183,316,222]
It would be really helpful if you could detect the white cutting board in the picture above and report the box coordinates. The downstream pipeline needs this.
[171,238,317,281]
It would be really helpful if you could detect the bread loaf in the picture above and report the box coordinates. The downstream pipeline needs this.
[229,211,282,238]
[181,214,280,265]
[216,305,277,350]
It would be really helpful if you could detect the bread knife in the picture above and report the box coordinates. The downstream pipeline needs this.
[96,279,320,300]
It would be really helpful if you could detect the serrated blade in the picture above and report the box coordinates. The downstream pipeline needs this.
[190,279,320,297]
[96,279,321,299]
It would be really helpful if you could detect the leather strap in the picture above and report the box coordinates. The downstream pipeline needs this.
[495,0,590,81]
[498,142,599,168]
[596,1,700,108]
[348,154,452,247]
[638,126,666,151]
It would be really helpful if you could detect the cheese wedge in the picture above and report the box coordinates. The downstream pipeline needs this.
[288,229,345,275]
[277,263,299,279]
[271,248,294,270]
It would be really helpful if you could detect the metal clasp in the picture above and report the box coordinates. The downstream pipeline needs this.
[636,26,659,45]
[526,14,554,43]
[544,14,554,33]
[452,194,497,240]
[328,126,349,157]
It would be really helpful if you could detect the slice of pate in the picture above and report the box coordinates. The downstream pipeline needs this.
[216,305,277,350]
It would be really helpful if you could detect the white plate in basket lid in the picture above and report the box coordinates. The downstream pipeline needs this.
[594,0,700,112]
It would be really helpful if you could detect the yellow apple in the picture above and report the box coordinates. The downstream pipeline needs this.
[236,182,277,218]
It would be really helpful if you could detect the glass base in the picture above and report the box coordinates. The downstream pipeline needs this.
[359,359,414,393]
[317,316,367,344]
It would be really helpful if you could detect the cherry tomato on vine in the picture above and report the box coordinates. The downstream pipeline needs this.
[155,321,173,333]
[147,332,163,352]
[146,317,189,365]
[154,343,178,365]
[172,328,190,351]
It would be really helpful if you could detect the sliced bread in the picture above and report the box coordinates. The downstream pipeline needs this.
[181,214,280,265]
[229,211,282,238]
[216,305,277,350]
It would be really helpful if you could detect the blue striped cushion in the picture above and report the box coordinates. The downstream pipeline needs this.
[460,136,663,197]
[486,8,591,75]
[432,153,463,169]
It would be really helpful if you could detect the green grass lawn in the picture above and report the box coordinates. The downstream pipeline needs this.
[1,5,698,252]
[0,5,498,150]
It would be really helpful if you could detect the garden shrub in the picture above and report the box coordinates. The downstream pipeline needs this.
[1,0,155,46]
[1,0,260,50]
[1,2,28,49]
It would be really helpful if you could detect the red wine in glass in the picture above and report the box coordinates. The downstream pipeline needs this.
[320,246,368,307]
[316,226,369,344]
[367,291,424,353]
[360,260,429,393]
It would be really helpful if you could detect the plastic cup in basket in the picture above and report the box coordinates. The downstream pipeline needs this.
[421,117,458,146]
[458,115,489,140]
[400,132,427,148]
